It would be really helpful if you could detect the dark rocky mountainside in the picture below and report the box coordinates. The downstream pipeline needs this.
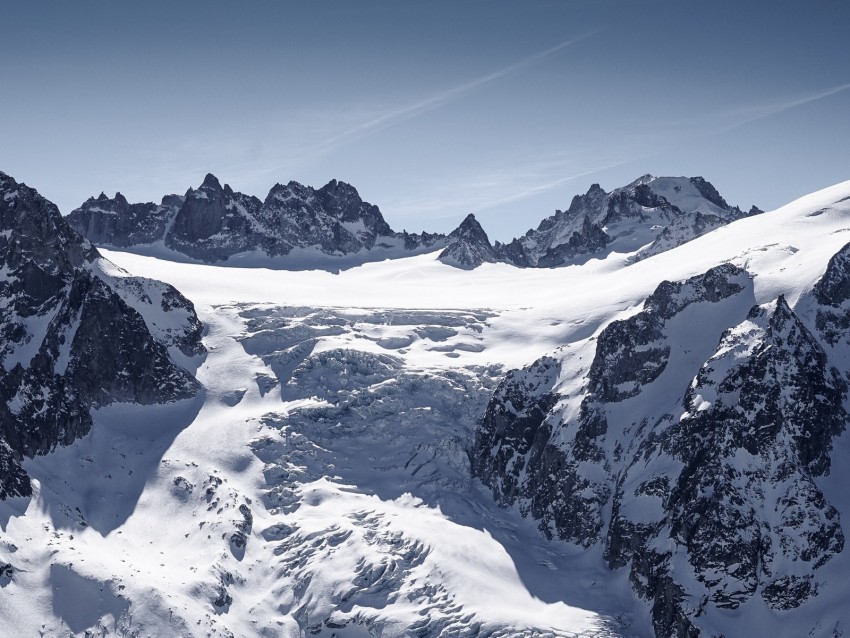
[472,254,850,637]
[68,191,183,248]
[0,171,204,499]
[67,174,447,264]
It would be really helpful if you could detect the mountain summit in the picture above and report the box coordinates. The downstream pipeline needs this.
[438,213,498,268]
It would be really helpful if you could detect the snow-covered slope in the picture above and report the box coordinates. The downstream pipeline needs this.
[2,177,849,637]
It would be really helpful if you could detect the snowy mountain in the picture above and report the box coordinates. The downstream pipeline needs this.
[438,213,498,268]
[67,174,756,272]
[0,171,204,500]
[2,171,850,638]
[472,262,849,636]
[495,175,760,267]
[67,174,448,267]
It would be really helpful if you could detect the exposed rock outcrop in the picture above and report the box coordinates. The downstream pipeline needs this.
[0,171,204,498]
[69,174,447,264]
[438,214,498,269]
[473,257,849,637]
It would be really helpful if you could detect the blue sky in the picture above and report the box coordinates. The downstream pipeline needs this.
[1,0,849,241]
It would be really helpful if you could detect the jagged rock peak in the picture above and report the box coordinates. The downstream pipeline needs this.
[586,182,606,197]
[161,193,184,208]
[645,262,750,319]
[810,242,850,350]
[690,175,729,209]
[629,173,656,186]
[813,241,850,307]
[265,180,309,201]
[1,170,42,202]
[450,213,489,240]
[501,172,758,268]
[439,214,497,269]
[0,170,97,267]
[67,187,184,249]
[200,172,223,190]
[319,178,359,198]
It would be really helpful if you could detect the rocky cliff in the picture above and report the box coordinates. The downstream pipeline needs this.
[438,213,498,268]
[68,174,447,264]
[473,255,850,637]
[0,171,204,499]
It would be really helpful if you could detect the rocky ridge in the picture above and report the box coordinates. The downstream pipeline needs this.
[0,171,204,499]
[472,254,850,637]
[494,175,760,267]
[67,174,758,270]
[69,191,183,248]
[68,174,447,265]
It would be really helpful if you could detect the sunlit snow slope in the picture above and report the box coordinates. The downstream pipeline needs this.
[2,180,850,637]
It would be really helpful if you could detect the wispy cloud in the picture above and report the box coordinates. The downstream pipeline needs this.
[383,152,630,225]
[259,32,598,174]
[717,81,850,133]
[111,33,598,200]
[319,33,597,146]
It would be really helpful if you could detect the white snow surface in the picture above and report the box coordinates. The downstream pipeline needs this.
[1,180,850,636]
[644,176,729,217]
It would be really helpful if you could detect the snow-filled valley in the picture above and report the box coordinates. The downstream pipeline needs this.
[3,178,850,637]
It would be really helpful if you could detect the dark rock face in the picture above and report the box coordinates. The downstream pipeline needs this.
[166,173,264,260]
[689,176,729,209]
[0,441,29,500]
[0,171,204,498]
[532,216,609,269]
[438,214,497,268]
[473,259,850,637]
[70,174,447,264]
[496,176,757,268]
[256,178,394,257]
[65,192,182,248]
[0,561,12,585]
[610,296,845,634]
[230,503,253,555]
[471,356,561,506]
[813,242,850,347]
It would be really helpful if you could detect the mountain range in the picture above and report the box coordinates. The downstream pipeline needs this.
[2,168,850,638]
[66,173,760,270]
